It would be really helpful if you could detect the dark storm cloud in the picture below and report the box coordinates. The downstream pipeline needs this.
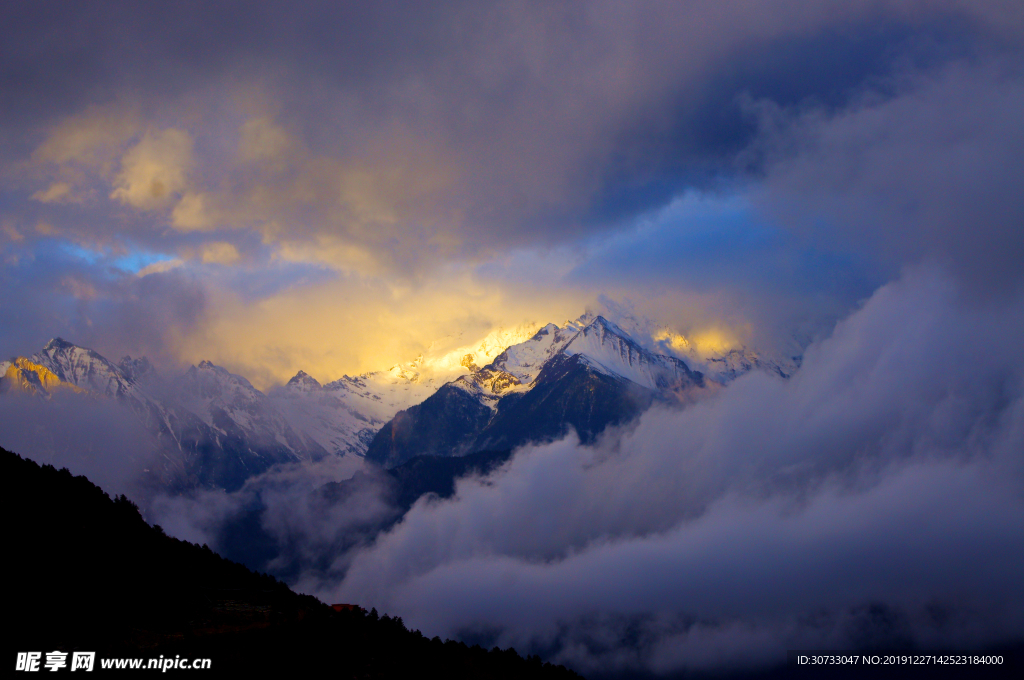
[750,63,1024,292]
[3,1,1017,265]
[0,3,447,134]
[328,267,1024,673]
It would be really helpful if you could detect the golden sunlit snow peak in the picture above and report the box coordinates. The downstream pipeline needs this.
[654,328,739,358]
[1,358,88,397]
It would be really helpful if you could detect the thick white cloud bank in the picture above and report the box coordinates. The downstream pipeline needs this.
[326,267,1024,674]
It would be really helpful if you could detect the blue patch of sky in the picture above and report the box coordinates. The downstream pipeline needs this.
[53,240,173,273]
[112,250,173,272]
[24,236,338,308]
[568,190,880,302]
[55,241,105,264]
[42,232,336,298]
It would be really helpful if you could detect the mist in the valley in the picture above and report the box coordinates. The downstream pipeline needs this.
[324,267,1024,674]
[148,454,399,583]
[0,390,163,499]
[141,264,1024,675]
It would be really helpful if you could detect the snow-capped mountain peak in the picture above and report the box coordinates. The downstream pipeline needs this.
[118,355,156,384]
[484,322,578,385]
[419,323,542,377]
[285,370,322,392]
[31,338,139,399]
[571,300,802,382]
[181,360,262,404]
[561,316,702,391]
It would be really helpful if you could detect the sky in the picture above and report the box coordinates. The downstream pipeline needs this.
[3,1,1024,675]
[4,0,1020,387]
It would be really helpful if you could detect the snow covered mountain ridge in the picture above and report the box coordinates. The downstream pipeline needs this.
[455,314,714,406]
[2,311,799,485]
[362,311,805,468]
[364,314,712,467]
[2,338,328,490]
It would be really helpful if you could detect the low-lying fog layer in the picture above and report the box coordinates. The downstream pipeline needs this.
[5,269,1021,675]
[140,267,1023,675]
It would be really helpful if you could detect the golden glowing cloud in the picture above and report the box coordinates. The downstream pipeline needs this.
[197,242,241,265]
[170,192,216,231]
[274,234,384,275]
[655,326,741,357]
[111,129,194,210]
[176,269,585,390]
[31,105,140,169]
[654,329,692,353]
[26,101,483,278]
[689,328,740,355]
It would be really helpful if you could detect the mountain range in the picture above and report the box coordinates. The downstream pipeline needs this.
[1,312,796,491]
[3,340,319,491]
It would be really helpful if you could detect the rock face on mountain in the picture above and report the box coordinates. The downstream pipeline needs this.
[365,316,705,468]
[365,384,495,468]
[470,351,659,452]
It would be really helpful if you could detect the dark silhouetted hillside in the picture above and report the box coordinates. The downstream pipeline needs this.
[2,446,581,677]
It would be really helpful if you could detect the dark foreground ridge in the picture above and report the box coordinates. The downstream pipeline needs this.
[2,446,581,678]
